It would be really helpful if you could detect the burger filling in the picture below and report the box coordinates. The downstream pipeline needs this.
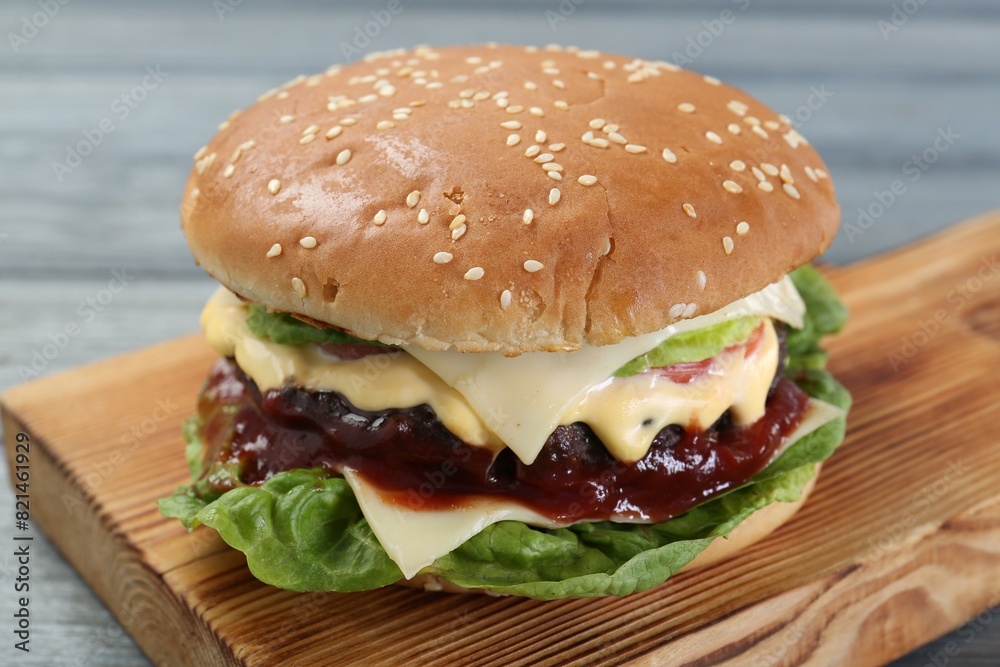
[181,276,845,578]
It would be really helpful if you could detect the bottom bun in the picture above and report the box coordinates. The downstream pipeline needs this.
[398,465,821,596]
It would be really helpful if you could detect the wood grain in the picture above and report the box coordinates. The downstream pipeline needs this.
[4,212,1000,666]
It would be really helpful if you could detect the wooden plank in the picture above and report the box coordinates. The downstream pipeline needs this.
[3,212,1000,666]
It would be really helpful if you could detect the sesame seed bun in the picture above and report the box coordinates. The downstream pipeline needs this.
[181,44,839,354]
[399,468,820,595]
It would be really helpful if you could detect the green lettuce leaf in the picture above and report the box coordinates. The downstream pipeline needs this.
[785,265,848,371]
[160,264,850,598]
[614,316,762,377]
[246,305,390,347]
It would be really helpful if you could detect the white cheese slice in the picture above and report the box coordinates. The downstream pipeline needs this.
[407,276,805,464]
[345,397,844,579]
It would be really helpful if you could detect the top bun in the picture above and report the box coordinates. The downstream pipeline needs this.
[181,44,839,355]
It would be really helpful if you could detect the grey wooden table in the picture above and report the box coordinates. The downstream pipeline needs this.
[1,1,998,665]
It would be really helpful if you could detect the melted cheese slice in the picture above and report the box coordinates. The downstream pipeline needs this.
[407,276,805,464]
[201,277,805,464]
[567,320,778,462]
[345,398,844,579]
[201,289,503,449]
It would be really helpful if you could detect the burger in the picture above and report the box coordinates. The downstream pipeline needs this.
[160,44,850,599]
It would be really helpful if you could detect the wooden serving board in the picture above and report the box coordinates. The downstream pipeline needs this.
[4,212,1000,667]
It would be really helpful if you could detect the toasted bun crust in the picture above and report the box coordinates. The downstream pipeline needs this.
[398,469,819,596]
[182,44,839,354]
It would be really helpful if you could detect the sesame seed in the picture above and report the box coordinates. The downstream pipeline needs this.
[336,149,352,165]
[340,118,357,126]
[723,180,743,194]
[535,130,547,143]
[589,138,610,148]
[744,116,761,126]
[506,105,525,114]
[524,81,538,90]
[553,79,566,89]
[523,260,544,273]
[783,183,801,199]
[603,124,620,133]
[761,163,779,177]
[193,146,208,161]
[506,134,521,147]
[815,168,828,179]
[683,303,698,318]
[303,124,320,136]
[529,107,545,117]
[554,100,569,110]
[736,221,750,235]
[805,166,818,182]
[267,179,281,195]
[223,164,236,178]
[524,145,541,158]
[677,102,696,113]
[730,160,746,172]
[542,163,563,172]
[779,164,795,184]
[589,118,606,129]
[406,190,421,208]
[299,134,316,145]
[608,132,627,145]
[764,120,781,131]
[534,153,555,164]
[325,126,343,139]
[727,100,748,116]
[374,210,387,225]
[703,75,721,86]
[683,203,697,219]
[669,303,685,318]
[277,91,289,100]
[548,188,561,205]
[359,94,378,104]
[279,115,294,125]
[464,267,484,281]
[194,152,216,174]
[433,251,453,264]
[727,123,742,135]
[292,277,307,297]
[449,214,467,230]
[500,290,513,309]
[662,148,677,163]
[696,270,707,290]
[548,172,562,181]
[581,131,595,143]
[624,144,647,154]
[757,181,774,192]
[266,243,282,258]
[500,120,521,130]
[418,208,429,224]
[706,131,723,145]
[723,237,735,255]
[523,209,534,224]
[578,174,598,186]
[458,88,475,99]
[451,224,467,240]
[752,125,769,139]
[751,166,767,182]
[494,97,510,109]
[376,120,395,130]
[548,143,565,152]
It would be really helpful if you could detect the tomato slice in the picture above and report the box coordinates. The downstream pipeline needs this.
[651,322,766,384]
[318,342,398,360]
